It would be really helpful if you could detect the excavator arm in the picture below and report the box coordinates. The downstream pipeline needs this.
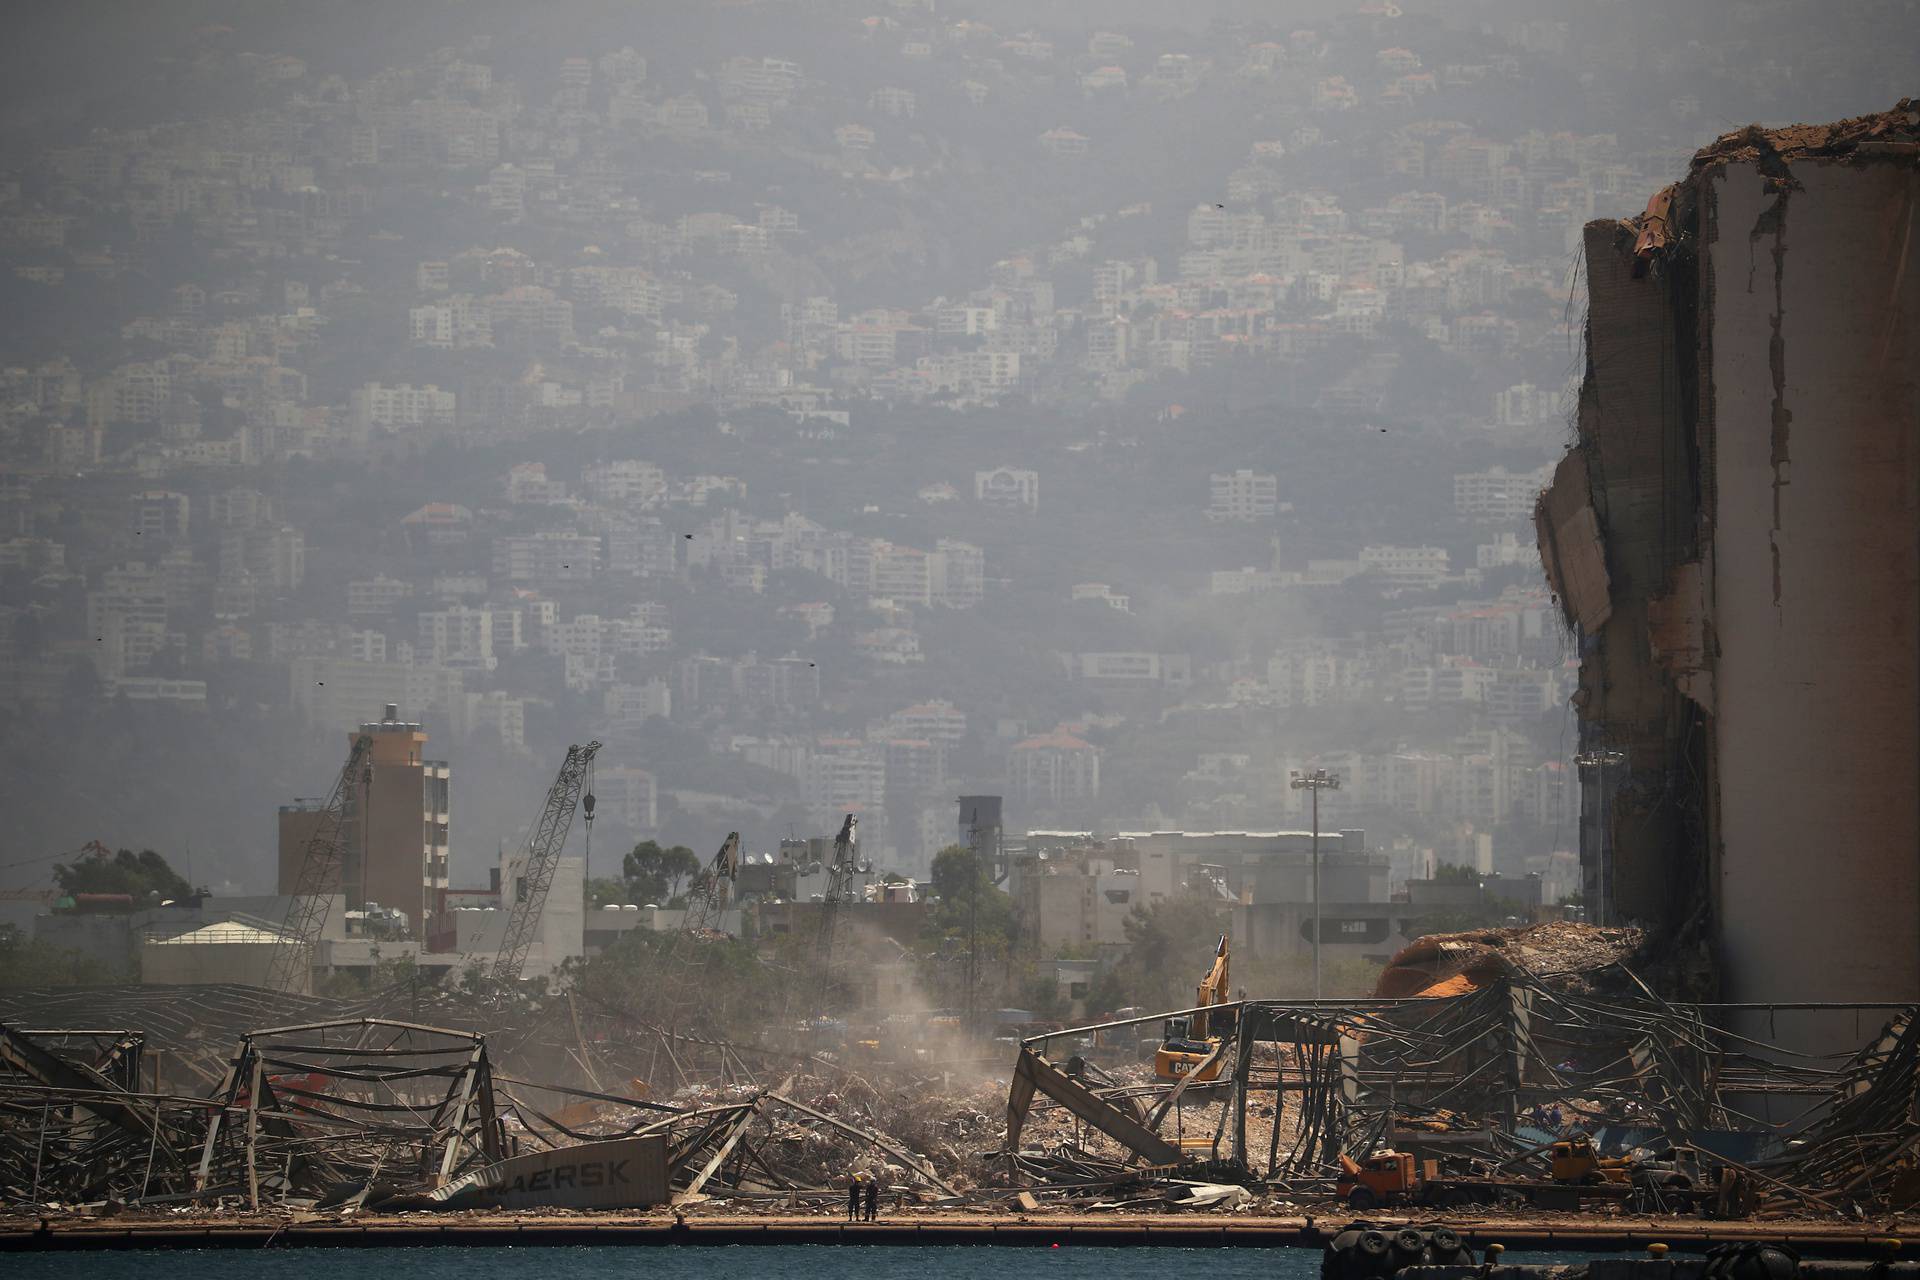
[1192,935,1230,1040]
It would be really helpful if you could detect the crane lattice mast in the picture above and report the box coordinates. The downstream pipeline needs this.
[813,814,860,998]
[652,832,743,1040]
[683,831,739,936]
[490,741,600,985]
[265,734,373,995]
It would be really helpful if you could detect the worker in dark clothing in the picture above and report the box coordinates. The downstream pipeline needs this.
[864,1176,880,1222]
[847,1173,862,1221]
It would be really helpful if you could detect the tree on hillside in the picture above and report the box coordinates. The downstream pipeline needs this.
[52,847,193,903]
[1088,893,1232,1015]
[622,840,701,905]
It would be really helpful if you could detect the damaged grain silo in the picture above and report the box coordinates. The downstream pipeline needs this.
[1536,100,1920,1031]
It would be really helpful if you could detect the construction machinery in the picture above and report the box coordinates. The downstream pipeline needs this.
[813,814,860,970]
[489,741,600,986]
[1550,1132,1634,1184]
[649,832,743,1040]
[1154,934,1232,1081]
[1555,1134,1705,1209]
[264,734,374,995]
[682,832,740,936]
[1337,1142,1713,1212]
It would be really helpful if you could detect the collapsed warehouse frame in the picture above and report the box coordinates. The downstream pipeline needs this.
[1006,971,1920,1213]
[7,965,1920,1215]
[195,1020,505,1208]
[0,1008,967,1210]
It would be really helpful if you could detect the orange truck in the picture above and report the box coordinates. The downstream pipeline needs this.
[1336,1144,1709,1213]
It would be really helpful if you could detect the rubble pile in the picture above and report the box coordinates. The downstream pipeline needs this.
[1372,921,1644,998]
[4,958,1918,1221]
[1685,98,1920,173]
[1759,1009,1920,1211]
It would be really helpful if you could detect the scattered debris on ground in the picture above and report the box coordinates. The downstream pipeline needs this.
[4,943,1917,1222]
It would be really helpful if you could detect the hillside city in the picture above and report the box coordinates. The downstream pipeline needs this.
[0,0,1905,968]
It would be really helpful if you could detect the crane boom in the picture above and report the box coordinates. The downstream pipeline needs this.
[813,814,859,995]
[490,740,600,985]
[1192,934,1231,1039]
[683,832,739,936]
[652,831,743,1038]
[265,734,373,995]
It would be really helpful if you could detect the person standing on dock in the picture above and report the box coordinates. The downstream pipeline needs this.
[847,1172,863,1222]
[864,1175,879,1222]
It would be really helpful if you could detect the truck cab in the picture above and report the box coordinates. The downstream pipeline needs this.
[1337,1150,1418,1208]
[1551,1134,1631,1185]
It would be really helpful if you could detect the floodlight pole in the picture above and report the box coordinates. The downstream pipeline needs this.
[1290,768,1342,1001]
[1574,748,1627,925]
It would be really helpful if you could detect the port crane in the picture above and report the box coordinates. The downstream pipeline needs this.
[264,734,374,995]
[682,831,740,936]
[812,814,864,1001]
[648,832,744,1048]
[490,741,600,986]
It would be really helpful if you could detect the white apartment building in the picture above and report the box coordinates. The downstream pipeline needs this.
[492,532,599,582]
[1453,464,1552,521]
[1476,531,1542,570]
[1267,647,1371,707]
[1086,317,1130,369]
[347,575,413,616]
[1360,544,1450,587]
[804,739,886,811]
[1208,469,1279,522]
[417,606,494,665]
[936,539,985,608]
[874,700,967,744]
[866,539,984,609]
[86,589,170,678]
[602,680,671,734]
[595,766,658,832]
[937,305,996,335]
[1007,729,1101,811]
[1071,652,1192,686]
[453,690,527,749]
[1400,662,1496,711]
[351,382,455,431]
[407,297,491,349]
[583,459,667,505]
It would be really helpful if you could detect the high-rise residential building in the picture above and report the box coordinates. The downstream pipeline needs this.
[278,704,450,941]
[1006,728,1102,814]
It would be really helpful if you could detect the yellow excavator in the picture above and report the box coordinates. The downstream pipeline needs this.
[1154,934,1232,1082]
